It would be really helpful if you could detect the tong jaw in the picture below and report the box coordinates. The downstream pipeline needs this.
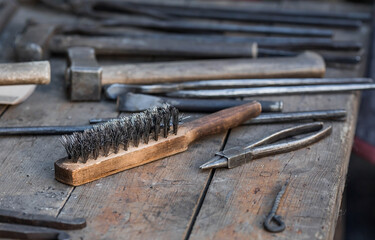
[216,147,253,169]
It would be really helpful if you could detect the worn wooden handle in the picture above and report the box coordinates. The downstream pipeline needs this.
[185,101,262,142]
[102,51,325,85]
[0,61,51,85]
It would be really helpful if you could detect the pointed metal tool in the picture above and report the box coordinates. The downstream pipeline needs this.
[200,122,332,170]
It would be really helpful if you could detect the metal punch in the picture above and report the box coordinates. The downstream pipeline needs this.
[200,122,332,169]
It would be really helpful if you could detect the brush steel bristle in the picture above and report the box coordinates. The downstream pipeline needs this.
[61,104,179,163]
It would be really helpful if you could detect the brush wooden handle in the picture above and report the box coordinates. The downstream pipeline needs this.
[185,101,261,142]
[55,101,262,186]
[0,61,50,85]
[101,51,325,85]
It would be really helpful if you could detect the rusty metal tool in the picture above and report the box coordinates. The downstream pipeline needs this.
[113,1,362,29]
[89,109,346,125]
[0,0,18,34]
[125,1,370,21]
[200,122,331,169]
[0,209,86,239]
[14,22,360,64]
[0,61,50,85]
[23,20,362,52]
[264,181,289,233]
[41,0,370,22]
[65,47,325,101]
[104,78,373,99]
[0,109,345,136]
[38,1,334,37]
[116,93,282,113]
[47,0,362,29]
[16,28,359,64]
[167,83,375,98]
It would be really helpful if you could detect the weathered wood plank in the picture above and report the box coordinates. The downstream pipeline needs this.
[58,132,228,239]
[190,93,359,240]
[189,1,369,239]
[0,6,117,217]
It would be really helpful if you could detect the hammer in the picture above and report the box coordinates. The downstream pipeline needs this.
[66,47,325,101]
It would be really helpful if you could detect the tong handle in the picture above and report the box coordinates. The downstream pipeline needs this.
[247,125,332,160]
[244,122,324,149]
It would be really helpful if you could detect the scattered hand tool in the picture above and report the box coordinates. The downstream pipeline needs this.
[0,61,50,85]
[264,181,289,233]
[14,23,341,63]
[200,122,331,169]
[45,0,361,29]
[0,109,345,136]
[37,2,334,38]
[97,1,365,28]
[0,208,86,239]
[89,109,347,125]
[116,93,283,113]
[0,0,18,34]
[50,35,360,64]
[21,20,363,53]
[245,109,346,125]
[55,102,262,186]
[124,1,370,21]
[167,83,375,98]
[104,78,373,99]
[41,0,370,22]
[65,47,325,101]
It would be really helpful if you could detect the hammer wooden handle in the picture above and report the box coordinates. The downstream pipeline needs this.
[0,61,50,85]
[102,51,325,85]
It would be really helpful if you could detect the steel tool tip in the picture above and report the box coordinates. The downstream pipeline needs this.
[200,156,228,170]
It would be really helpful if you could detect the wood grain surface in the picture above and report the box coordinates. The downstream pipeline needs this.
[0,1,370,240]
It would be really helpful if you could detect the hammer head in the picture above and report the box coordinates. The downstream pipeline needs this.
[66,47,102,101]
[15,22,58,61]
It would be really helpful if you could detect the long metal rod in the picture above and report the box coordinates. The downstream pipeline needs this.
[89,109,347,125]
[88,1,363,28]
[0,110,346,136]
[244,109,346,124]
[105,78,373,98]
[58,25,361,51]
[101,16,333,38]
[126,3,362,29]
[118,1,370,21]
[166,83,375,98]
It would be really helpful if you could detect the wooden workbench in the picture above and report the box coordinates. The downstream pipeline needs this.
[0,1,371,239]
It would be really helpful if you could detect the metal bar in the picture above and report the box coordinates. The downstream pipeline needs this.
[166,83,375,98]
[0,125,92,135]
[100,16,333,38]
[244,109,346,124]
[118,1,370,21]
[104,78,373,98]
[89,109,347,125]
[133,5,362,29]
